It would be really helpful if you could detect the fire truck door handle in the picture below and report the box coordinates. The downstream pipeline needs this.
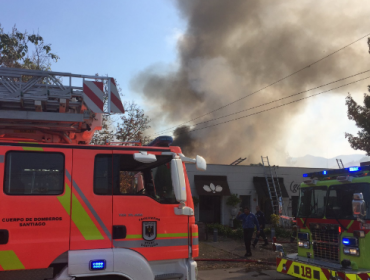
[112,225,127,239]
[0,230,9,244]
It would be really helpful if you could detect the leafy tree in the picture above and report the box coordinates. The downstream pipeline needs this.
[0,25,59,70]
[91,101,151,145]
[345,91,370,154]
[91,77,151,145]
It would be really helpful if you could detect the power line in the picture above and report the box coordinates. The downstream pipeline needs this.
[166,69,370,131]
[173,75,370,136]
[154,32,370,136]
[153,69,370,136]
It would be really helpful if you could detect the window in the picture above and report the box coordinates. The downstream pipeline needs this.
[4,152,64,195]
[113,154,177,204]
[94,155,112,195]
[239,195,251,211]
[326,183,370,220]
[297,187,327,218]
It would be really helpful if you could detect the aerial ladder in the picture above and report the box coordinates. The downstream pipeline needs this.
[0,67,125,144]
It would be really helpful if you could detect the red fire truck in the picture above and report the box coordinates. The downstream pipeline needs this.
[0,67,205,280]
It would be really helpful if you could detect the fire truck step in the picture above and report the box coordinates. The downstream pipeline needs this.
[155,273,184,280]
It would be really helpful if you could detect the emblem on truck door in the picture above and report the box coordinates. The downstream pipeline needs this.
[142,221,157,241]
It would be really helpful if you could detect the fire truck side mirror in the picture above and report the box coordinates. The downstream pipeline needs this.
[195,155,207,171]
[133,152,157,163]
[171,159,187,204]
[178,154,207,171]
[352,193,366,218]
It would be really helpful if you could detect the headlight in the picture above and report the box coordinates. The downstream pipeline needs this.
[343,247,359,256]
[298,241,310,249]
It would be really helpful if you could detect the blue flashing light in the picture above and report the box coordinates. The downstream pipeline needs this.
[342,238,350,245]
[303,174,308,177]
[349,166,361,172]
[322,170,327,175]
[147,136,173,147]
[90,260,106,271]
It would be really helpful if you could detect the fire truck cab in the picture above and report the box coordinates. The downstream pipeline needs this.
[276,164,370,280]
[0,67,204,280]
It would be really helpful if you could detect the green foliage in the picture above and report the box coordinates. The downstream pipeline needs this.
[270,214,280,228]
[206,223,243,239]
[0,25,59,70]
[345,92,370,155]
[226,194,241,207]
[264,227,292,238]
[192,196,199,207]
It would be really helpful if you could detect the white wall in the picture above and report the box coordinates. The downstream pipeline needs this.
[186,164,325,225]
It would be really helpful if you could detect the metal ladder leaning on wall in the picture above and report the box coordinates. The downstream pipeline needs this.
[261,156,285,215]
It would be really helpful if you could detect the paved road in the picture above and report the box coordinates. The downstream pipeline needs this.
[198,268,295,280]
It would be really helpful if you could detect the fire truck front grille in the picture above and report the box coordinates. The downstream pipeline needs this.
[310,223,339,262]
[313,243,339,262]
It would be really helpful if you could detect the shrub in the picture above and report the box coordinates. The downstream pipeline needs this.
[270,214,280,228]
[226,194,241,207]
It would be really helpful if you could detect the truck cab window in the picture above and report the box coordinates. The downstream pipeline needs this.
[94,155,112,195]
[114,154,177,204]
[297,187,326,218]
[4,152,64,195]
[326,183,370,220]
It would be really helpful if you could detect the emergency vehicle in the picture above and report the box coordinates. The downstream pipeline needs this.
[276,163,370,280]
[0,67,205,280]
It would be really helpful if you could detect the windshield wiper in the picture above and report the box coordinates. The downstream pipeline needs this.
[331,208,346,232]
[302,209,314,228]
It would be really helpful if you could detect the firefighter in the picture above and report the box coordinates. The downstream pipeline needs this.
[237,207,260,257]
[252,206,269,248]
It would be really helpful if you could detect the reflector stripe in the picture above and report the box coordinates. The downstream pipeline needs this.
[60,172,105,240]
[126,233,189,239]
[282,260,293,274]
[71,193,104,240]
[276,257,282,268]
[192,232,198,237]
[346,220,354,230]
[66,170,71,182]
[83,81,104,113]
[0,251,25,270]
[22,147,43,151]
[126,234,142,239]
[57,184,71,215]
[110,78,125,113]
[114,238,188,248]
[158,233,188,238]
[192,237,199,245]
[321,268,331,280]
[357,273,369,280]
[72,179,112,240]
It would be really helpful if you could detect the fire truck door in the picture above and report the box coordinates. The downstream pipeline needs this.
[112,152,189,261]
[0,146,72,270]
[70,150,113,250]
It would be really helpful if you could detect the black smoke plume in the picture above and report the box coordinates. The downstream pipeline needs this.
[132,0,370,164]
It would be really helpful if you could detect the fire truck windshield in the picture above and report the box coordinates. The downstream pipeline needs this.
[326,183,370,220]
[297,187,327,218]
